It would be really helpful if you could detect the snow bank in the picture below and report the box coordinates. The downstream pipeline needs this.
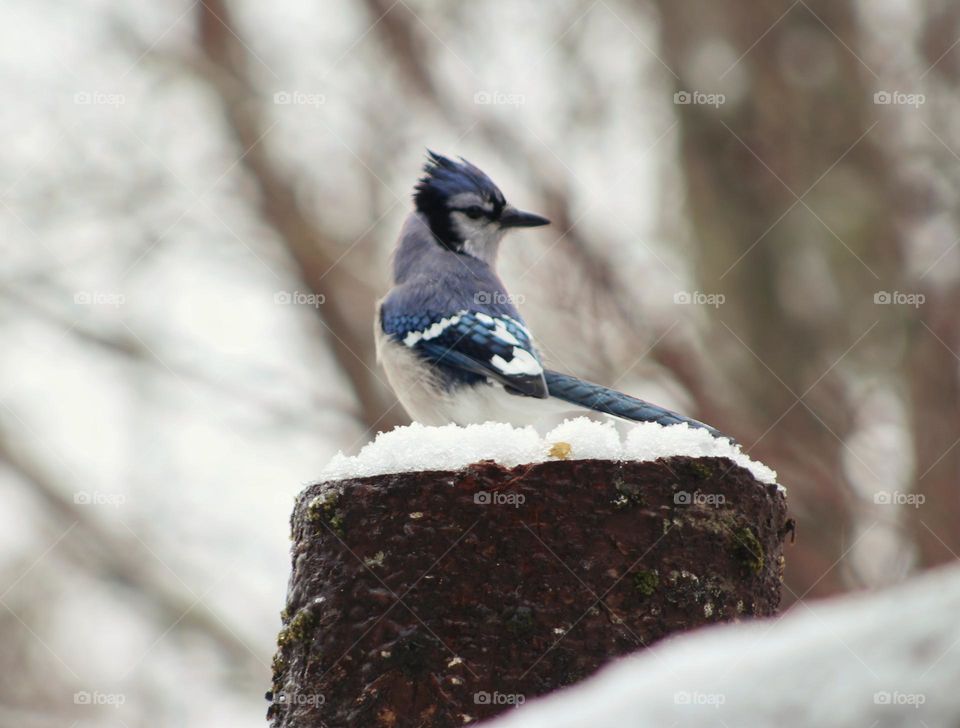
[319,418,778,485]
[484,563,960,728]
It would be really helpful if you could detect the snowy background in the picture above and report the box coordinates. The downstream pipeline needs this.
[2,0,960,726]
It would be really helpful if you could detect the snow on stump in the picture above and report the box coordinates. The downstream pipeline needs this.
[267,420,788,728]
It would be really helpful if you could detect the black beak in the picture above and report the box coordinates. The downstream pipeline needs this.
[499,205,550,229]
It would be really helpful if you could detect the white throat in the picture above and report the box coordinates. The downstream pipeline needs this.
[454,218,505,266]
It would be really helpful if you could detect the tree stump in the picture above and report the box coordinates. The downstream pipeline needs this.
[267,456,789,728]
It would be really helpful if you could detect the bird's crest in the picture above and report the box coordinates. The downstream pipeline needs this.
[414,150,505,216]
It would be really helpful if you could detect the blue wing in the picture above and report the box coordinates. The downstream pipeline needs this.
[381,308,548,398]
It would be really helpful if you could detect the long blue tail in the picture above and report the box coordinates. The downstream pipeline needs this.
[543,369,729,440]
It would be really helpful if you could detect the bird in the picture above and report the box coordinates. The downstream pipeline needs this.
[375,151,727,439]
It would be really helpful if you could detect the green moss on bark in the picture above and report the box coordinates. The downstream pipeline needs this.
[732,526,764,574]
[633,569,659,597]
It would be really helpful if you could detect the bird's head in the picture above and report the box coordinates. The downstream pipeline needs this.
[413,151,549,263]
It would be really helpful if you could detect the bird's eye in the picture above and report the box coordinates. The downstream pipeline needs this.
[463,206,485,219]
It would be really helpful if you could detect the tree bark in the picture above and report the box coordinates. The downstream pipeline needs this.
[268,456,789,727]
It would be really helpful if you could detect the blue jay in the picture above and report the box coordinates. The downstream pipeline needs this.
[376,151,726,438]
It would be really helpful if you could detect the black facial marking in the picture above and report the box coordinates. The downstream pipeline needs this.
[413,151,508,252]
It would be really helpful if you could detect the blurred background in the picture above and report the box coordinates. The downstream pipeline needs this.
[2,0,959,725]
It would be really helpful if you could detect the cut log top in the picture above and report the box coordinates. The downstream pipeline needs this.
[268,451,789,728]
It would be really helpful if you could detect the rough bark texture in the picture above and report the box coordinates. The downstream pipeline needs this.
[268,457,789,728]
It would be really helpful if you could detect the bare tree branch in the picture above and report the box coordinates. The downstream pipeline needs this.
[0,435,267,682]
[193,0,404,434]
